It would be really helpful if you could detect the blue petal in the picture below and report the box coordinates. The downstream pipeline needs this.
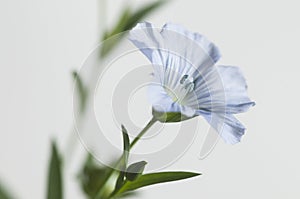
[191,65,254,114]
[129,22,221,82]
[217,65,255,113]
[147,82,174,111]
[198,111,246,144]
[161,23,221,63]
[128,22,163,62]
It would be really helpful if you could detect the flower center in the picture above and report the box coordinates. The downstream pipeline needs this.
[180,75,194,93]
[165,74,195,104]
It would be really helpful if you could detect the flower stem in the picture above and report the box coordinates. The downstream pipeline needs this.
[130,117,157,148]
[94,117,157,199]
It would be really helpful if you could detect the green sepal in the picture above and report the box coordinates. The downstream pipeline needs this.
[152,108,195,123]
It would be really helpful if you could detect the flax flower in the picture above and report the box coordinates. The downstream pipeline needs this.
[129,22,255,144]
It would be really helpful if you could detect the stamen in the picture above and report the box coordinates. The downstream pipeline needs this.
[180,75,189,84]
[184,82,194,93]
[180,74,194,93]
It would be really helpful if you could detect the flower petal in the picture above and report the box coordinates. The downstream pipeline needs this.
[129,22,221,84]
[161,23,221,64]
[217,65,255,113]
[147,82,174,112]
[191,65,254,114]
[198,111,246,144]
[128,22,163,62]
[128,22,168,85]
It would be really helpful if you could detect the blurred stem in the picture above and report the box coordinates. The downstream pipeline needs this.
[64,0,108,168]
[94,117,157,199]
[98,0,107,37]
[64,123,83,169]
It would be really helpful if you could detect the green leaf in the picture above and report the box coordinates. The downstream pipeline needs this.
[115,172,126,193]
[125,161,147,181]
[121,125,130,165]
[102,8,131,41]
[118,191,139,199]
[47,141,63,199]
[72,71,88,113]
[152,108,195,123]
[114,125,131,191]
[0,181,14,199]
[100,7,131,57]
[117,171,201,195]
[124,0,168,31]
[78,154,113,198]
[100,0,168,57]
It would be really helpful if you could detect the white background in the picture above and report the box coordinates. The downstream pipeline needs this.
[0,0,300,198]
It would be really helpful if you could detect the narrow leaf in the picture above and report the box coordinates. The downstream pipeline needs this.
[102,8,131,41]
[72,71,88,113]
[114,125,130,191]
[125,161,147,181]
[117,171,201,195]
[118,191,139,199]
[121,125,130,166]
[100,8,131,57]
[124,0,168,31]
[78,154,113,198]
[100,0,168,57]
[47,141,63,199]
[115,171,125,192]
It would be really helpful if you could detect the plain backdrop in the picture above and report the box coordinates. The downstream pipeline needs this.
[1,0,300,198]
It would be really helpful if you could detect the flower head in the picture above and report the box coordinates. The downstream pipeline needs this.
[129,22,255,144]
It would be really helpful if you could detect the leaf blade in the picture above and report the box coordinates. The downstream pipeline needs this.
[72,71,88,113]
[117,171,201,195]
[78,154,113,198]
[114,125,131,191]
[125,161,147,181]
[47,141,63,199]
[124,0,168,31]
[100,0,168,57]
[121,125,130,164]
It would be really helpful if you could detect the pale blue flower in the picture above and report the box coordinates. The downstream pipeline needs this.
[129,22,255,144]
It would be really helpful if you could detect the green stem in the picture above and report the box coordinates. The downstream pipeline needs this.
[94,117,157,199]
[130,117,157,148]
